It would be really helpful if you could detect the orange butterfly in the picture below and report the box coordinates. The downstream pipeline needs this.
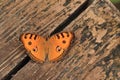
[20,32,74,63]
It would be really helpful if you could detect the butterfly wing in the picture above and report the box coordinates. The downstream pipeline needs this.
[48,32,74,61]
[20,33,46,63]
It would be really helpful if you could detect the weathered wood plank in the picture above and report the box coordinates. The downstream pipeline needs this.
[0,0,87,79]
[12,0,120,80]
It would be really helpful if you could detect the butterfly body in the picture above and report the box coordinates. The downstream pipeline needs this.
[20,32,74,63]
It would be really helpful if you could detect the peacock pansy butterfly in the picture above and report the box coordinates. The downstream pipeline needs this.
[20,32,74,63]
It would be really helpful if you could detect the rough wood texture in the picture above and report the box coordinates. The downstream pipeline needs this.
[12,0,120,80]
[0,0,87,79]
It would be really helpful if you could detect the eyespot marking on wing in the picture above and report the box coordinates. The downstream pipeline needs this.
[62,40,66,44]
[28,41,32,45]
[32,46,38,52]
[56,46,62,52]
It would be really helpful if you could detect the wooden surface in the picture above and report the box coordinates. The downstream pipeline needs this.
[0,0,87,79]
[0,0,120,80]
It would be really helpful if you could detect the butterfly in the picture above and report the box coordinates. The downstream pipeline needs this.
[20,32,74,63]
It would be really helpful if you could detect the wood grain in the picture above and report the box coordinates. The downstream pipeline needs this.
[12,0,120,80]
[0,0,87,79]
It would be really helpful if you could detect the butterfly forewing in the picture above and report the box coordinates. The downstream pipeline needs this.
[48,32,74,61]
[20,33,46,62]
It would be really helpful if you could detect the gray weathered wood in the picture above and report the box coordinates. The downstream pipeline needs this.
[12,0,120,80]
[0,0,87,79]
